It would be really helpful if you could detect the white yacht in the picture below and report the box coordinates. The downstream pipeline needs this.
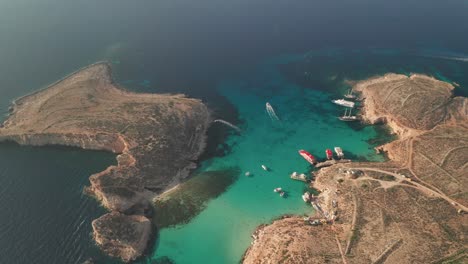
[332,99,355,108]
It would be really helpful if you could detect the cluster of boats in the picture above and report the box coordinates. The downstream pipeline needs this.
[298,147,344,166]
[273,187,286,197]
[332,89,360,121]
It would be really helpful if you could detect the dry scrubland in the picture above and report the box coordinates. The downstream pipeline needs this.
[0,63,211,262]
[243,74,467,264]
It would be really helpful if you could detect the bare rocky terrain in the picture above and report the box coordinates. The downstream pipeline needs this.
[0,62,211,262]
[243,74,467,264]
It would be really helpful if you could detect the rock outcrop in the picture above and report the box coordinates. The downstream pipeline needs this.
[243,74,468,264]
[92,212,151,262]
[0,62,211,262]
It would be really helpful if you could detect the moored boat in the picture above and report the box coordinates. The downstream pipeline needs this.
[332,99,355,108]
[299,150,317,165]
[334,147,344,158]
[338,107,360,121]
[326,149,333,160]
[344,89,357,99]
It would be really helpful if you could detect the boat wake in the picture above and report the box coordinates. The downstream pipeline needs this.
[266,102,280,122]
[213,119,241,132]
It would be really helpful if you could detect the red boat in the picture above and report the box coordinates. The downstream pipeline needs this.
[299,150,317,165]
[326,149,333,160]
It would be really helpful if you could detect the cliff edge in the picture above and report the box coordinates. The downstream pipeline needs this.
[243,74,467,264]
[0,62,211,262]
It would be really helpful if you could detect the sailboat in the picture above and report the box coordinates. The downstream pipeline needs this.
[344,89,357,99]
[338,107,359,121]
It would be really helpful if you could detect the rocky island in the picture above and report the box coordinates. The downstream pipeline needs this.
[0,63,211,262]
[243,74,467,264]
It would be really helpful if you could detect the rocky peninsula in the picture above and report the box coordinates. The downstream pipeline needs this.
[243,74,467,264]
[0,63,211,262]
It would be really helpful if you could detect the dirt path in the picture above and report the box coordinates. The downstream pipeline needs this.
[350,167,468,212]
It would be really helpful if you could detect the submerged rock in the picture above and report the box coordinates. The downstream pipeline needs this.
[92,212,151,263]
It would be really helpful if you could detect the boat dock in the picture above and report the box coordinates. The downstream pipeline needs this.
[315,159,351,168]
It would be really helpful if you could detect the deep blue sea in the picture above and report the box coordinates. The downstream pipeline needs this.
[0,1,467,263]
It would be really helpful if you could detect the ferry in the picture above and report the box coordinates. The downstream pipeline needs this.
[299,150,317,165]
[334,147,344,158]
[326,149,333,160]
[332,99,355,108]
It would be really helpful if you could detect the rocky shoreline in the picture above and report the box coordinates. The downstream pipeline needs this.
[0,62,211,262]
[243,74,467,264]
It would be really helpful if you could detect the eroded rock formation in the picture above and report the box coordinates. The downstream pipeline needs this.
[0,62,211,262]
[243,74,467,264]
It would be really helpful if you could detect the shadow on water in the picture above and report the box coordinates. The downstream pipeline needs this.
[152,168,240,229]
[279,49,468,98]
[150,256,176,264]
[366,124,398,147]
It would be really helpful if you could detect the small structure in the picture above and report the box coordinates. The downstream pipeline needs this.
[346,169,363,179]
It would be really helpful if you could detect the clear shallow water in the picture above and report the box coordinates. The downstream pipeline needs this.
[0,1,467,263]
[150,57,384,264]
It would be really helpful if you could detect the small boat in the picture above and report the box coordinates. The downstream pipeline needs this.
[332,99,355,108]
[261,165,268,171]
[299,150,317,165]
[274,187,282,193]
[302,192,311,202]
[245,171,251,177]
[338,108,360,122]
[266,102,280,121]
[326,149,333,160]
[334,147,344,158]
[290,172,308,182]
[344,89,357,99]
[279,191,286,197]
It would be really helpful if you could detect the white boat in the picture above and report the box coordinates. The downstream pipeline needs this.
[338,108,360,122]
[261,165,268,171]
[344,89,357,99]
[274,187,282,193]
[280,191,285,197]
[302,192,311,202]
[332,99,355,108]
[334,147,344,158]
[291,172,308,182]
[245,171,251,177]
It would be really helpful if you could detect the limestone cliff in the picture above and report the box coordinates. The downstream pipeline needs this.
[0,62,211,262]
[243,74,467,264]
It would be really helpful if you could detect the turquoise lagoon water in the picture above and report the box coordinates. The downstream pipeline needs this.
[150,58,384,264]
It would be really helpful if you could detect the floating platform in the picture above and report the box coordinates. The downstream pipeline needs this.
[315,159,351,168]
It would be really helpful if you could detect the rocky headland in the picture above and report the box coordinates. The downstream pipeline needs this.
[0,62,211,262]
[243,74,467,264]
